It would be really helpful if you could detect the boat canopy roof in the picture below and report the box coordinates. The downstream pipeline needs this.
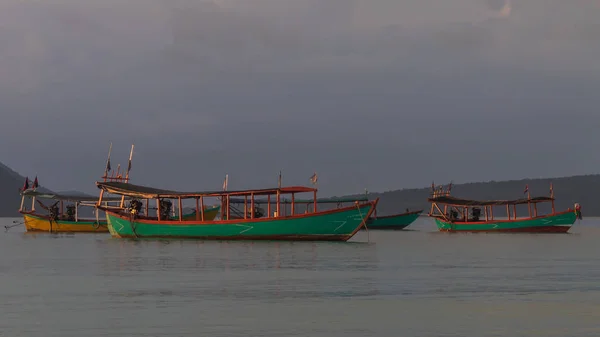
[428,195,554,206]
[96,181,318,199]
[229,196,368,204]
[21,189,123,202]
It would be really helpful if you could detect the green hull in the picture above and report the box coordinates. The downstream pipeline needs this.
[105,201,376,241]
[366,210,422,230]
[434,210,576,233]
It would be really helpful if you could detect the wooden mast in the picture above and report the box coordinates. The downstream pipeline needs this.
[120,144,134,208]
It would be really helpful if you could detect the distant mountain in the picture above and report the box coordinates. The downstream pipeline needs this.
[334,174,600,217]
[0,161,53,217]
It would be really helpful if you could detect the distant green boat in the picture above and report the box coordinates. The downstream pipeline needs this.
[237,195,422,230]
[427,183,579,233]
[433,211,576,232]
[366,210,423,230]
[96,181,378,241]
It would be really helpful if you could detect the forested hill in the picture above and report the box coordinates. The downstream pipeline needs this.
[337,175,600,217]
[0,162,53,217]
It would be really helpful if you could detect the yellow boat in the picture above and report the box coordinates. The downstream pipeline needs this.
[19,190,123,233]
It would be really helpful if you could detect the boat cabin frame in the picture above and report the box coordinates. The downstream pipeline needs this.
[96,181,330,222]
[428,188,557,223]
[20,189,123,222]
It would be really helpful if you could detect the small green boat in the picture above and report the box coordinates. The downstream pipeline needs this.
[428,183,579,233]
[96,181,378,241]
[236,195,421,230]
[366,210,423,230]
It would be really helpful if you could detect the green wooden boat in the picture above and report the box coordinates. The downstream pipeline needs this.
[433,210,576,233]
[96,181,378,241]
[231,195,421,230]
[366,210,423,230]
[428,184,579,233]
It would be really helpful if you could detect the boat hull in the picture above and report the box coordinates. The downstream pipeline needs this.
[22,213,108,233]
[104,201,377,241]
[366,210,422,230]
[434,210,576,233]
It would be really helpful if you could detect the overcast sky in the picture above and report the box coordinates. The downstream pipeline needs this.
[0,0,599,196]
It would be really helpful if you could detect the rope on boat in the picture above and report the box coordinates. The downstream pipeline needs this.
[128,210,139,239]
[356,202,370,243]
[4,220,23,232]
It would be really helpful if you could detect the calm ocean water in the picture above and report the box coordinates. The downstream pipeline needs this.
[1,216,599,336]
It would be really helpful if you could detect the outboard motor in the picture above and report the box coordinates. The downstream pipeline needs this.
[254,207,265,218]
[128,199,143,216]
[159,199,172,220]
[65,205,76,221]
[49,203,59,221]
[472,207,481,221]
[574,203,582,220]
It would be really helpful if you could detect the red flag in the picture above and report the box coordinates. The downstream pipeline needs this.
[22,177,29,191]
[309,172,318,185]
[33,176,39,189]
[524,184,529,194]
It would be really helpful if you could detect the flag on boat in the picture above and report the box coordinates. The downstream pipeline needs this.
[549,182,554,197]
[524,184,529,194]
[106,158,111,172]
[278,171,282,188]
[309,172,317,185]
[22,177,29,191]
[222,174,228,191]
[33,176,39,189]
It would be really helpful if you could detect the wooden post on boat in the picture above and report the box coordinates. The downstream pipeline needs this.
[276,190,281,217]
[267,195,271,218]
[513,205,517,219]
[506,204,510,220]
[528,202,531,218]
[221,197,226,220]
[251,193,255,219]
[145,199,149,217]
[156,198,161,221]
[200,196,205,221]
[484,205,488,221]
[244,195,248,219]
[226,195,230,220]
[120,144,134,208]
[313,190,317,213]
[489,206,494,221]
[178,198,183,221]
[19,195,25,212]
[195,197,200,221]
[75,202,79,222]
[291,193,295,215]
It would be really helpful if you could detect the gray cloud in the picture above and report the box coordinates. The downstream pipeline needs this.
[0,0,599,196]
